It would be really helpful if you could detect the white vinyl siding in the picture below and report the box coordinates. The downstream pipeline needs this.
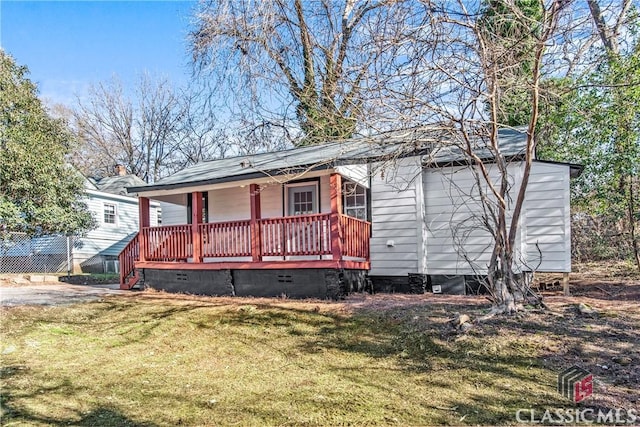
[260,184,283,218]
[75,193,149,258]
[319,175,331,213]
[150,205,159,227]
[204,177,331,220]
[3,234,67,256]
[422,161,571,275]
[159,197,188,226]
[522,162,571,272]
[158,174,333,224]
[423,164,523,275]
[369,157,426,276]
[209,187,250,221]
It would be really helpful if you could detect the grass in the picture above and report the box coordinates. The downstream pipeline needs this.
[1,289,637,426]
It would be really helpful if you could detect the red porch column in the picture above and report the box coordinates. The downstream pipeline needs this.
[249,184,262,262]
[138,197,150,262]
[330,173,343,261]
[192,192,204,263]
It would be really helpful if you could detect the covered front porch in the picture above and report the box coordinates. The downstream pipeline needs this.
[119,173,371,290]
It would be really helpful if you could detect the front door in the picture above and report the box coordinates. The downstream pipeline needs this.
[285,183,320,256]
[287,184,318,216]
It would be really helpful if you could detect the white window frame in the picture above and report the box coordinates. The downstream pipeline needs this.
[103,202,117,225]
[343,181,367,221]
[285,181,319,216]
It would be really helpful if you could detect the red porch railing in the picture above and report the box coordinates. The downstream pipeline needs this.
[119,233,139,289]
[340,215,371,259]
[120,213,370,287]
[144,224,193,261]
[259,213,332,257]
[200,220,252,257]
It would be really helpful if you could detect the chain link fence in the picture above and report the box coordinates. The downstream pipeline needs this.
[0,233,74,274]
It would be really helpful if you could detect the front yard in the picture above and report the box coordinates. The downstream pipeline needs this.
[1,268,638,425]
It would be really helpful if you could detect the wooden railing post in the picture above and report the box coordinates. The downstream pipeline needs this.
[330,174,343,261]
[250,184,262,261]
[192,192,204,263]
[138,197,150,262]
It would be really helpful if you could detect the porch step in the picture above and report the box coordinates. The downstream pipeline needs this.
[120,272,140,290]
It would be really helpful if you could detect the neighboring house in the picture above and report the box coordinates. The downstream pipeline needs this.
[78,169,160,273]
[1,168,160,275]
[120,128,580,297]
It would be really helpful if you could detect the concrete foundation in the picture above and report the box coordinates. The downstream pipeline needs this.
[142,269,234,296]
[430,275,466,295]
[370,274,491,295]
[140,269,489,298]
[369,274,431,294]
[141,268,368,300]
[370,275,416,294]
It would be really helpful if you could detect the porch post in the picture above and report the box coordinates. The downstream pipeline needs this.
[191,192,204,263]
[330,173,343,261]
[138,197,150,262]
[250,184,262,261]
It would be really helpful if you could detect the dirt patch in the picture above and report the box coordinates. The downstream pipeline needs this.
[338,294,639,410]
[495,297,640,410]
[536,262,640,309]
[0,283,125,306]
[343,292,488,311]
[0,275,58,288]
[0,274,120,288]
[535,261,640,298]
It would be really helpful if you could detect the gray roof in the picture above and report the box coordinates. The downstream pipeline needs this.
[128,127,530,193]
[426,127,528,164]
[95,175,147,196]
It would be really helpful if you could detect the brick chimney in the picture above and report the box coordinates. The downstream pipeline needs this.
[115,164,127,176]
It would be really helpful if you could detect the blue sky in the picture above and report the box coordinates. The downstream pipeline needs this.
[1,0,197,105]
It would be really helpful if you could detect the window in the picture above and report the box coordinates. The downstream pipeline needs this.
[286,183,318,215]
[343,181,367,220]
[103,203,117,224]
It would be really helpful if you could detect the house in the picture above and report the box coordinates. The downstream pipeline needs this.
[367,129,581,294]
[77,168,160,273]
[120,127,580,297]
[0,167,160,275]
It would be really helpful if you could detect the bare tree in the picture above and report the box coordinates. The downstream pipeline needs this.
[373,0,572,314]
[162,86,233,176]
[190,0,426,145]
[72,74,230,182]
[73,77,136,179]
[587,0,634,55]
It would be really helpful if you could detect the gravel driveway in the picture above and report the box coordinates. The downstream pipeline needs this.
[0,283,126,307]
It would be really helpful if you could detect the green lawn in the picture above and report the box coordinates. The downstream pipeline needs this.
[0,293,622,426]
